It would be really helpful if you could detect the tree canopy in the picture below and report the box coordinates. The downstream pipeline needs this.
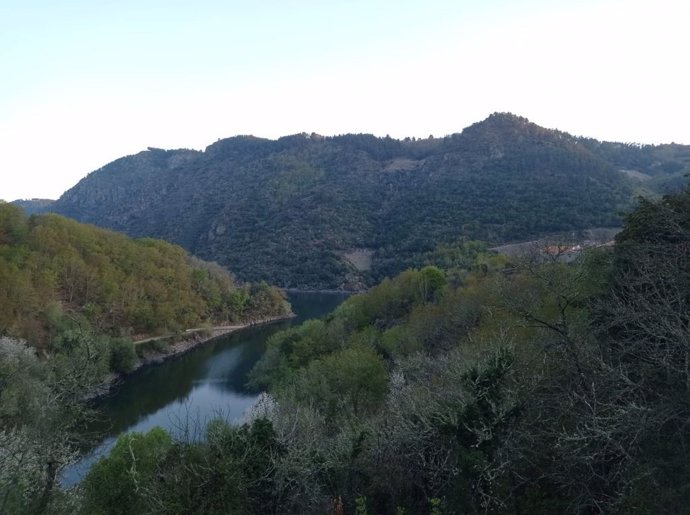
[0,203,290,350]
[47,113,690,289]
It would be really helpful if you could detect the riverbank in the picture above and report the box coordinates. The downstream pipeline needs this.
[284,287,359,294]
[86,313,295,402]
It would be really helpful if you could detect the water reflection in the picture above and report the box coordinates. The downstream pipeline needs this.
[62,291,348,486]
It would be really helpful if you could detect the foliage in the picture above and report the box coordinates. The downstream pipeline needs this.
[108,338,137,374]
[291,344,389,419]
[47,113,690,289]
[81,427,173,515]
[241,255,519,513]
[586,187,690,511]
[80,418,282,515]
[0,203,291,357]
[0,337,93,514]
[241,189,690,513]
[8,187,690,513]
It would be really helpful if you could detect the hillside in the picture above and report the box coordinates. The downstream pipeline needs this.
[49,113,690,289]
[0,202,290,349]
[73,187,690,514]
[10,198,55,215]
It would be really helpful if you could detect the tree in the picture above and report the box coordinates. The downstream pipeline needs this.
[293,345,389,419]
[143,418,281,515]
[81,427,173,515]
[0,337,89,515]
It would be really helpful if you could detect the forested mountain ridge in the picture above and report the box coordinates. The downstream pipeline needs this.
[0,202,290,351]
[10,198,55,215]
[0,203,288,515]
[71,186,690,515]
[49,113,690,289]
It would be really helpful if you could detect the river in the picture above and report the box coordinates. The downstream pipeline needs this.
[62,291,349,486]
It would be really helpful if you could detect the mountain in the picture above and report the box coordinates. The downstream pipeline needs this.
[78,187,690,514]
[0,202,290,348]
[49,113,690,289]
[11,198,55,215]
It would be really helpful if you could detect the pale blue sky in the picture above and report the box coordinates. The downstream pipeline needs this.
[2,0,688,200]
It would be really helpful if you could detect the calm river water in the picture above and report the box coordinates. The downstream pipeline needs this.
[63,291,349,486]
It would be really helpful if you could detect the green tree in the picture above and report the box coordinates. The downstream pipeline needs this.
[81,428,173,515]
[0,337,91,515]
[294,345,389,418]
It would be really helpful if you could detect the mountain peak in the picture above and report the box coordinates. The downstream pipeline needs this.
[456,112,570,149]
[465,112,536,134]
[48,115,690,289]
[486,112,531,124]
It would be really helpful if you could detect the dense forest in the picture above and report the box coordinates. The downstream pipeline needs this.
[44,113,690,289]
[0,201,290,372]
[0,202,291,514]
[3,186,688,514]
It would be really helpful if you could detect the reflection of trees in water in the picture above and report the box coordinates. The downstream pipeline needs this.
[96,327,268,437]
[93,292,348,437]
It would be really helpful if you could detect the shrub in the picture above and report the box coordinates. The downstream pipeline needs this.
[108,338,137,373]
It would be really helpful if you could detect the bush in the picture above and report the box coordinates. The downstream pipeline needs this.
[108,338,137,373]
[81,428,172,515]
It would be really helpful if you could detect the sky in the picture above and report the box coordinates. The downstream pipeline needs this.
[2,0,689,201]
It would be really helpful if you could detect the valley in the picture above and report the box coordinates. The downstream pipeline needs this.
[2,114,690,514]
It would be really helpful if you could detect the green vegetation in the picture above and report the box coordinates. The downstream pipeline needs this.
[3,180,690,512]
[49,113,690,289]
[79,418,282,515]
[0,202,290,352]
[0,202,291,514]
[65,186,690,514]
[0,336,91,515]
[81,428,173,515]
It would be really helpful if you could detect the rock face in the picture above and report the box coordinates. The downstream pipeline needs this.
[49,113,690,289]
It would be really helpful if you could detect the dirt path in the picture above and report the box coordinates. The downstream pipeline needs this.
[86,314,295,401]
[134,324,246,345]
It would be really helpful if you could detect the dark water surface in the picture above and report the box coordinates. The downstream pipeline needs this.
[63,291,349,486]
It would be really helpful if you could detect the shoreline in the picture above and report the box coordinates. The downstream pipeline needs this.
[85,313,295,402]
[284,287,359,294]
